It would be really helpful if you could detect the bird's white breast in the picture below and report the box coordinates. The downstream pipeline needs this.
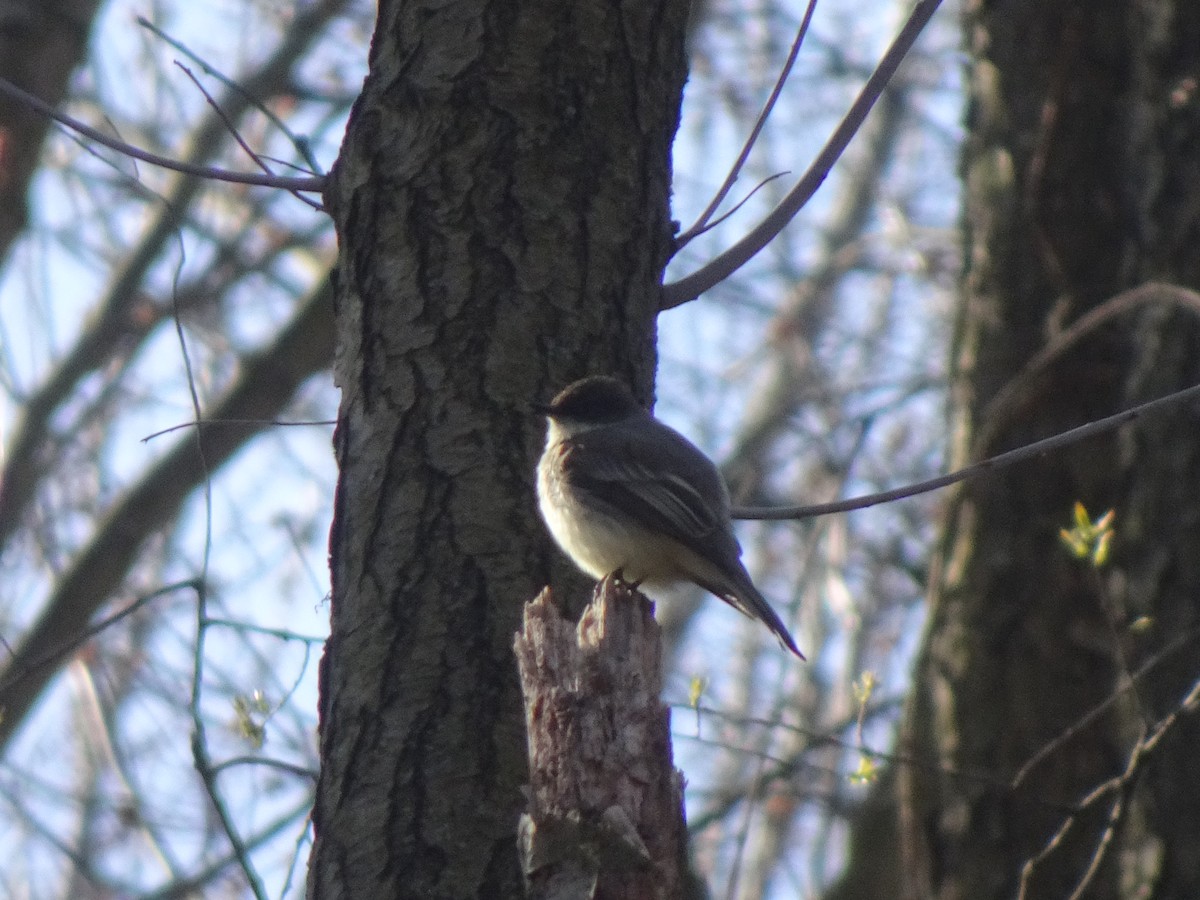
[537,436,681,586]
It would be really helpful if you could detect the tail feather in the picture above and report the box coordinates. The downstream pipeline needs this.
[716,577,805,660]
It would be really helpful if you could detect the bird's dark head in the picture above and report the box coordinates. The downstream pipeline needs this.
[536,376,644,426]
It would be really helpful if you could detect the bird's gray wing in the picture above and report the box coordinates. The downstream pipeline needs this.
[563,421,807,659]
[560,420,743,561]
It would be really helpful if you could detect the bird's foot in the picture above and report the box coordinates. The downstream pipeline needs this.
[609,568,645,590]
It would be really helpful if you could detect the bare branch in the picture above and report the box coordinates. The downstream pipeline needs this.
[0,0,345,554]
[142,417,336,442]
[734,281,1200,520]
[0,75,325,192]
[675,0,818,247]
[735,378,1200,519]
[174,62,325,211]
[684,171,791,242]
[0,581,199,694]
[138,799,314,900]
[975,282,1200,454]
[1010,626,1200,791]
[0,279,334,753]
[1017,679,1200,900]
[136,15,323,174]
[661,0,943,309]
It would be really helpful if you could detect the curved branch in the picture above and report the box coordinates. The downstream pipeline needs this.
[0,75,325,191]
[0,279,334,753]
[734,377,1200,521]
[675,0,818,247]
[0,0,347,555]
[661,0,943,309]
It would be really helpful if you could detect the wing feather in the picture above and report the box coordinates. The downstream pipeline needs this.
[558,419,743,564]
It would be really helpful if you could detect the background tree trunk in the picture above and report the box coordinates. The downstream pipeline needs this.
[0,0,102,264]
[897,1,1200,898]
[307,0,691,895]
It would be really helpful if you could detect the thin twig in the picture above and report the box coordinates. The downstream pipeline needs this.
[723,751,769,900]
[209,756,319,780]
[175,62,324,211]
[1017,679,1200,900]
[280,815,315,900]
[203,618,326,644]
[975,282,1200,454]
[138,799,314,900]
[171,232,268,899]
[141,417,335,443]
[1010,627,1200,790]
[0,75,325,192]
[689,171,791,240]
[136,15,323,174]
[0,581,202,697]
[676,0,818,248]
[733,379,1200,520]
[662,0,943,308]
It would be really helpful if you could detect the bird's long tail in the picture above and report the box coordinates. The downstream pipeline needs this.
[721,579,805,660]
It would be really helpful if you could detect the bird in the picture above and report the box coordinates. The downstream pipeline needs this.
[535,375,804,658]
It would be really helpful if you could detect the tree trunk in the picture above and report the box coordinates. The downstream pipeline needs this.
[898,2,1200,899]
[307,0,690,896]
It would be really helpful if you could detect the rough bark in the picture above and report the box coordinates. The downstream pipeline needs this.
[308,0,690,896]
[515,582,687,900]
[896,2,1200,899]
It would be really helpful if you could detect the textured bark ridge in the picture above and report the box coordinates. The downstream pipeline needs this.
[894,3,1200,899]
[515,580,687,900]
[309,0,691,893]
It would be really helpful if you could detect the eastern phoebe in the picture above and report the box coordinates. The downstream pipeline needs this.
[536,375,804,658]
